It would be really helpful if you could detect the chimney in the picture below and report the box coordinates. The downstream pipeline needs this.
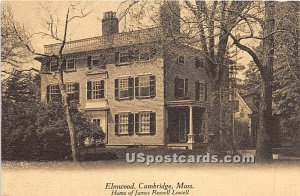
[160,1,180,36]
[102,11,119,36]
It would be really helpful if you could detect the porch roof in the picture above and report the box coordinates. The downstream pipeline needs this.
[166,100,207,108]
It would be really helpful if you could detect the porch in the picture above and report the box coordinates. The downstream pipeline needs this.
[165,100,208,149]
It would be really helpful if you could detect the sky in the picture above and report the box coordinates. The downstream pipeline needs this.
[7,1,252,79]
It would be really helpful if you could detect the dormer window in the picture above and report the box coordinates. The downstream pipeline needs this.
[177,55,185,65]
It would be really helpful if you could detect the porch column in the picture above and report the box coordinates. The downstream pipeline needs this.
[187,106,195,149]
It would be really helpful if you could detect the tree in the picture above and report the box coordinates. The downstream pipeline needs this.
[1,3,35,76]
[11,2,93,162]
[119,0,251,153]
[240,2,300,149]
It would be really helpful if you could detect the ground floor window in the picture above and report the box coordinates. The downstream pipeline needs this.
[47,84,61,102]
[115,113,134,135]
[135,112,156,135]
[66,83,80,103]
[92,118,101,128]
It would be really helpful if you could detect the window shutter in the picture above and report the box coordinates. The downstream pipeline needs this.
[114,52,120,64]
[150,48,157,59]
[46,85,50,102]
[135,77,139,98]
[184,79,189,96]
[128,113,134,135]
[61,59,66,71]
[135,113,139,134]
[87,56,92,69]
[174,77,179,98]
[150,112,156,135]
[195,81,200,101]
[114,79,119,100]
[74,83,80,103]
[134,49,140,61]
[44,61,50,72]
[57,85,62,101]
[87,81,92,99]
[150,76,156,97]
[115,114,119,135]
[128,77,134,99]
[205,83,208,101]
[128,50,134,62]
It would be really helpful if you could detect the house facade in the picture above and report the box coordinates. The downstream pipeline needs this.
[38,2,213,149]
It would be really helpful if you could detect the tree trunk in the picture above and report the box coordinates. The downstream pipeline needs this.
[58,70,78,162]
[255,1,276,162]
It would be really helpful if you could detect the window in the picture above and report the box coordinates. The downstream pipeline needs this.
[66,83,80,103]
[177,55,185,64]
[175,77,188,98]
[139,49,150,61]
[135,112,156,135]
[115,113,134,135]
[140,113,151,133]
[92,56,100,67]
[135,75,156,98]
[88,55,107,68]
[120,51,129,64]
[47,84,61,102]
[119,113,129,134]
[140,76,150,97]
[119,78,129,98]
[115,48,156,64]
[115,78,134,100]
[66,59,76,71]
[92,118,101,128]
[195,81,206,101]
[50,62,58,72]
[87,80,105,100]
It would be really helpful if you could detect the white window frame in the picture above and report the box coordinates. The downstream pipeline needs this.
[177,77,187,98]
[66,59,76,71]
[119,78,129,99]
[119,51,129,64]
[138,75,151,97]
[139,49,150,62]
[49,84,60,102]
[92,118,101,128]
[139,112,151,134]
[119,113,129,135]
[199,82,205,101]
[92,80,105,99]
[50,61,58,72]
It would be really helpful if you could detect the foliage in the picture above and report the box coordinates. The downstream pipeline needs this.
[1,3,32,75]
[1,72,104,161]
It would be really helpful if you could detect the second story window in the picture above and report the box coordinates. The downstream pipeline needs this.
[87,80,105,100]
[66,83,80,103]
[50,62,58,72]
[46,84,61,102]
[66,59,76,71]
[115,78,134,100]
[135,75,156,98]
[175,77,188,98]
[195,81,207,101]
